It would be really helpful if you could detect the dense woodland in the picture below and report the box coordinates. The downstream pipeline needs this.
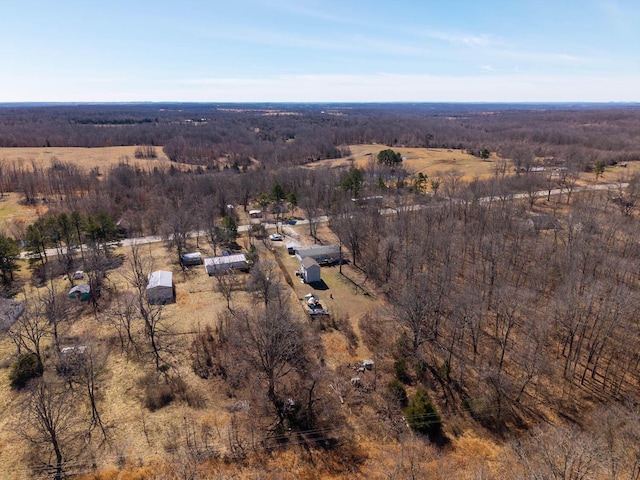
[0,103,639,479]
[1,103,640,167]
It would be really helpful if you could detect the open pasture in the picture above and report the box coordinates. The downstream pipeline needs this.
[0,146,195,172]
[306,144,505,181]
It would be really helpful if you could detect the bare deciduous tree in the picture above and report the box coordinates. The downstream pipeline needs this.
[20,379,81,480]
[510,424,604,480]
[231,304,308,432]
[246,259,286,309]
[103,291,140,355]
[123,243,172,370]
[8,300,49,370]
[214,268,239,312]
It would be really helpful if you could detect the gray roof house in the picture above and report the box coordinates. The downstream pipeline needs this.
[294,245,340,265]
[286,241,301,255]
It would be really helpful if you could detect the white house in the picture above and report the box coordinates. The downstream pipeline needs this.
[204,253,249,275]
[300,257,321,283]
[146,270,175,305]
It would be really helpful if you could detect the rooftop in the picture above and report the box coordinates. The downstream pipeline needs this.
[147,270,173,289]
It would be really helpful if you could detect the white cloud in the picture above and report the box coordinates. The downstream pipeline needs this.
[425,31,495,47]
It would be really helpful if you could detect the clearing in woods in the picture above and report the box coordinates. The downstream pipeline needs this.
[0,146,189,172]
[305,144,506,181]
[0,192,45,233]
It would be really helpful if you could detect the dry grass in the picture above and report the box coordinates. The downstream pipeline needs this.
[0,230,512,480]
[0,238,246,479]
[0,192,45,234]
[0,146,195,173]
[357,433,503,480]
[580,161,640,186]
[305,144,506,182]
[0,174,563,479]
[267,226,381,378]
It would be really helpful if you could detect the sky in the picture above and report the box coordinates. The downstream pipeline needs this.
[1,0,639,102]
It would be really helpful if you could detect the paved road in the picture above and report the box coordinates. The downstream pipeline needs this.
[20,182,628,259]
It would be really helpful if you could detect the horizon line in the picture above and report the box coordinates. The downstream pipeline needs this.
[1,101,640,107]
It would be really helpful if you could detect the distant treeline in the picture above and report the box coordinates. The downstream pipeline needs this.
[71,117,157,125]
[1,103,640,167]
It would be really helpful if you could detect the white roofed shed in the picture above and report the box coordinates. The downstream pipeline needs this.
[146,270,175,305]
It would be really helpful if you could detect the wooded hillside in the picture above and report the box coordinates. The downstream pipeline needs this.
[0,103,638,479]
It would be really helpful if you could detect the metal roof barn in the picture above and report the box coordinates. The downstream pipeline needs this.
[204,253,249,275]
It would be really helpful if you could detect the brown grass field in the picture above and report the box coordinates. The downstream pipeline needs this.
[0,146,195,173]
[306,143,640,188]
[269,226,379,370]
[306,144,507,182]
[1,143,637,184]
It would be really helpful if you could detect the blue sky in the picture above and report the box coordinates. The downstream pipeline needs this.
[1,0,639,102]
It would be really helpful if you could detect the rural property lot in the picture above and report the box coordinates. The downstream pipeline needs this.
[1,130,639,478]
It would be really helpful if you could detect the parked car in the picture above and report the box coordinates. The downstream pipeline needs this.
[269,233,283,241]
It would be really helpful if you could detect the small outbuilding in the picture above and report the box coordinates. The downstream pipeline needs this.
[181,252,203,266]
[363,359,375,370]
[204,253,249,275]
[146,270,175,305]
[286,241,301,255]
[249,209,262,218]
[300,257,321,283]
[68,284,91,301]
[295,245,340,265]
